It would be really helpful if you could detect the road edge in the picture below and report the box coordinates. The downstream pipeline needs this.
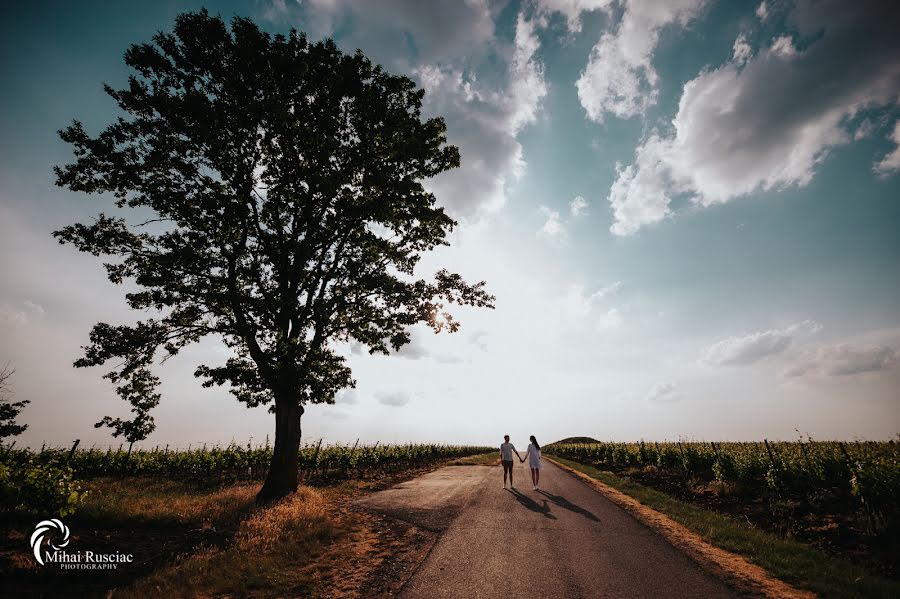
[547,457,816,599]
[353,462,497,597]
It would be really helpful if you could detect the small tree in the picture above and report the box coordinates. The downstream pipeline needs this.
[54,11,494,502]
[93,367,158,453]
[0,365,29,440]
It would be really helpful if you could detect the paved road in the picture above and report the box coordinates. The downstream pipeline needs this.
[356,460,737,599]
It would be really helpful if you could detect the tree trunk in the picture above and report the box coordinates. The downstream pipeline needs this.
[256,399,303,504]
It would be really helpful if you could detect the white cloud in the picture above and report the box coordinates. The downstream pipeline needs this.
[646,381,683,402]
[469,330,489,351]
[854,118,875,141]
[559,282,624,332]
[261,0,496,64]
[596,280,623,298]
[321,409,351,421]
[607,1,900,235]
[375,390,412,407]
[508,14,549,136]
[755,1,768,21]
[560,282,622,320]
[575,0,707,122]
[417,12,547,218]
[785,344,900,377]
[535,0,614,33]
[0,300,44,328]
[260,0,291,23]
[608,134,683,235]
[335,389,359,405]
[538,206,567,243]
[596,308,624,331]
[22,300,44,314]
[704,330,791,366]
[732,34,752,65]
[350,326,464,363]
[570,195,588,216]
[379,326,465,363]
[394,327,432,359]
[770,35,797,59]
[260,2,545,220]
[874,120,900,176]
[541,195,590,243]
[702,320,822,366]
[435,354,465,365]
[0,307,28,328]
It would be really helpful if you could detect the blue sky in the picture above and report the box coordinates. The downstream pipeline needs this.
[1,0,899,447]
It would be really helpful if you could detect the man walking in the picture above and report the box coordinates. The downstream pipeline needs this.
[500,435,522,489]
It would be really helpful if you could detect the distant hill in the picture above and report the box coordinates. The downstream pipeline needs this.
[549,436,600,445]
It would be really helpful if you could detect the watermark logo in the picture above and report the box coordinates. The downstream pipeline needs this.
[31,519,70,566]
[29,519,134,570]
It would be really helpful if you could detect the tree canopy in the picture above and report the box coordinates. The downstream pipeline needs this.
[54,10,494,499]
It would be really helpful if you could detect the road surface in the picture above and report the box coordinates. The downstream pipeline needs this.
[356,460,738,598]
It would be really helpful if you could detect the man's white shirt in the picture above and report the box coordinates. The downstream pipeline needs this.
[500,442,517,461]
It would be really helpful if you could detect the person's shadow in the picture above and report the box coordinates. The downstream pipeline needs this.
[536,490,600,522]
[508,488,557,519]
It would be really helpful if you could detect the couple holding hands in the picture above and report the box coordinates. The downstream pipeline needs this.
[499,434,542,490]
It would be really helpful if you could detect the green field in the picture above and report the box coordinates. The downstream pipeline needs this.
[1,442,492,516]
[547,439,899,585]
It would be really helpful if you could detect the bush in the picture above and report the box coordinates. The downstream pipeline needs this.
[0,459,84,517]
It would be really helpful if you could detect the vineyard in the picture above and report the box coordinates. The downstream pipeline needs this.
[547,439,899,576]
[0,441,491,517]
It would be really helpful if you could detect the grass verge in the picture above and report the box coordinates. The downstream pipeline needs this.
[446,452,498,466]
[113,485,341,598]
[552,456,900,599]
[79,478,259,526]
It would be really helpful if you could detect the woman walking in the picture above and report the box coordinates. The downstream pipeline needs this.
[521,435,542,490]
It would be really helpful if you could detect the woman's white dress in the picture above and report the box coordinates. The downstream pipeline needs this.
[526,444,542,469]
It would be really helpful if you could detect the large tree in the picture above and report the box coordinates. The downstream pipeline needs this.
[54,10,494,502]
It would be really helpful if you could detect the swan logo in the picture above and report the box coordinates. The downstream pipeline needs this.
[28,519,134,569]
[30,519,70,566]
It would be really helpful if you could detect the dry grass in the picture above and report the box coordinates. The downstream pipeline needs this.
[80,478,258,526]
[110,465,463,597]
[114,486,341,598]
[236,487,334,553]
[446,452,498,466]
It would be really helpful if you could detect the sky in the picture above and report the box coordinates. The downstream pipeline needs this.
[1,0,899,448]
